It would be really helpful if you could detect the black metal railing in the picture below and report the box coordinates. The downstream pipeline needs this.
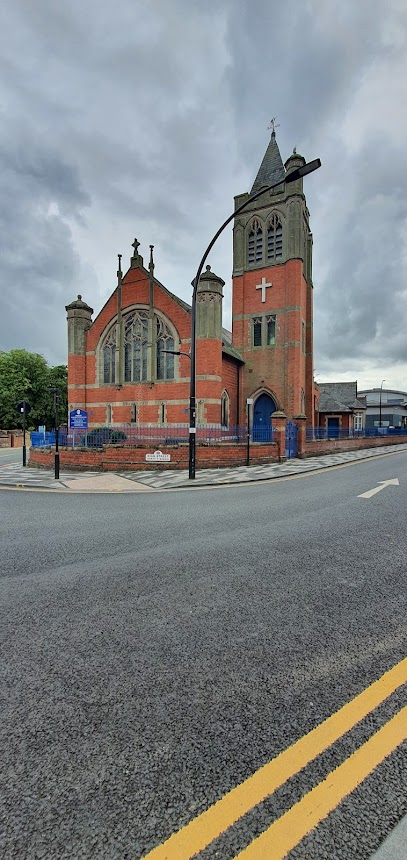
[306,426,407,441]
[31,425,269,448]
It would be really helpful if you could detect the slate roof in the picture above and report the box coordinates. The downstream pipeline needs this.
[251,131,286,194]
[318,382,366,413]
[222,328,244,363]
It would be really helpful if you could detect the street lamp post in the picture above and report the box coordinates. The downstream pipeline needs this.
[188,158,321,479]
[379,379,386,430]
[46,387,60,479]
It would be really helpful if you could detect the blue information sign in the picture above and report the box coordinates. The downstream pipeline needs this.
[69,408,88,429]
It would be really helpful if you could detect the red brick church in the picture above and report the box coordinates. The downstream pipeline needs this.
[66,130,318,433]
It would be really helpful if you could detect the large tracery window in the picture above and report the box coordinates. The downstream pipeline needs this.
[156,317,175,380]
[124,310,149,382]
[248,219,263,266]
[267,213,283,261]
[103,327,116,383]
[101,310,177,385]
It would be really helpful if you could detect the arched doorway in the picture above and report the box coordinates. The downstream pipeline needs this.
[252,393,276,441]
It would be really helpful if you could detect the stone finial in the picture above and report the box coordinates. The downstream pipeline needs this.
[130,237,143,269]
[197,264,225,294]
[65,295,93,313]
[149,244,155,274]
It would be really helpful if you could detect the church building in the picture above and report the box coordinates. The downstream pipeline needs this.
[66,130,317,433]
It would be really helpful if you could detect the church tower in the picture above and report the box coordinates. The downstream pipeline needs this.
[232,129,315,429]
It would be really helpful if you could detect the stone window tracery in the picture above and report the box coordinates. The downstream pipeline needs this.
[124,310,149,382]
[252,314,276,347]
[156,317,175,380]
[103,327,116,383]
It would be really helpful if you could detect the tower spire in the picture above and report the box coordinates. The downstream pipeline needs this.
[251,125,285,194]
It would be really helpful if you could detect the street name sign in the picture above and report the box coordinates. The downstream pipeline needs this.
[69,408,88,429]
[146,450,171,462]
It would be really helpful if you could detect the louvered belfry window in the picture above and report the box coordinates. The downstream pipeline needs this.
[124,310,149,382]
[248,219,263,266]
[267,214,283,261]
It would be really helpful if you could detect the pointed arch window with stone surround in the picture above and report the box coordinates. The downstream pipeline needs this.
[252,314,276,347]
[103,327,116,383]
[248,219,263,266]
[221,390,230,427]
[267,213,283,261]
[156,317,175,380]
[124,310,149,382]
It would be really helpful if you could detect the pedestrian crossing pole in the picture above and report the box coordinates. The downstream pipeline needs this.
[46,387,60,480]
[22,406,26,467]
[17,400,31,467]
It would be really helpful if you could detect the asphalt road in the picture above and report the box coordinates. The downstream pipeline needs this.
[1,452,406,859]
[0,446,23,466]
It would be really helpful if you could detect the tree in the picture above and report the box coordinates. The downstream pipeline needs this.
[0,350,67,429]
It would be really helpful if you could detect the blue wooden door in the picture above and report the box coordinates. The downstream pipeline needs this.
[285,421,298,458]
[253,394,276,442]
[327,417,340,438]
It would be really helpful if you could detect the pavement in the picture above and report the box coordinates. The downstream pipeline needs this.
[0,442,407,491]
[370,814,407,859]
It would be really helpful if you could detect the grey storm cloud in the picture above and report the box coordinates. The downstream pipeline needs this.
[0,0,406,387]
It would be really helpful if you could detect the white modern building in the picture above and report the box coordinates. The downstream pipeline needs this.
[357,388,407,430]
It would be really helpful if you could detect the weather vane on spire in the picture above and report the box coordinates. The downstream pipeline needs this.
[268,117,280,135]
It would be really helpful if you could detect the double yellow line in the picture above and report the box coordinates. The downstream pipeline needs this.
[141,657,407,859]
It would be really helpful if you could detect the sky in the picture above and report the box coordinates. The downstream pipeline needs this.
[1,0,406,392]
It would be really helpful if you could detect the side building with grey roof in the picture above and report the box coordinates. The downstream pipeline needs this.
[317,382,366,434]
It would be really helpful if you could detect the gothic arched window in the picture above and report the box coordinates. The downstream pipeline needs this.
[267,213,283,261]
[248,219,263,266]
[103,327,116,383]
[124,310,149,382]
[156,317,175,380]
[221,390,230,427]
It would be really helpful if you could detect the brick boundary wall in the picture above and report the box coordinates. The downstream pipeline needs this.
[300,435,407,457]
[29,442,280,472]
[0,431,25,448]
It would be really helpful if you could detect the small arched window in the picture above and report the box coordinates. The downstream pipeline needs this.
[248,219,263,266]
[267,214,283,261]
[221,390,230,428]
[103,327,116,383]
[156,317,175,380]
[124,310,149,382]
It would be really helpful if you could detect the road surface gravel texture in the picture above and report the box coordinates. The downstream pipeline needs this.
[0,451,406,859]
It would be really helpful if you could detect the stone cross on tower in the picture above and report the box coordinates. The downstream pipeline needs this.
[256,276,272,302]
